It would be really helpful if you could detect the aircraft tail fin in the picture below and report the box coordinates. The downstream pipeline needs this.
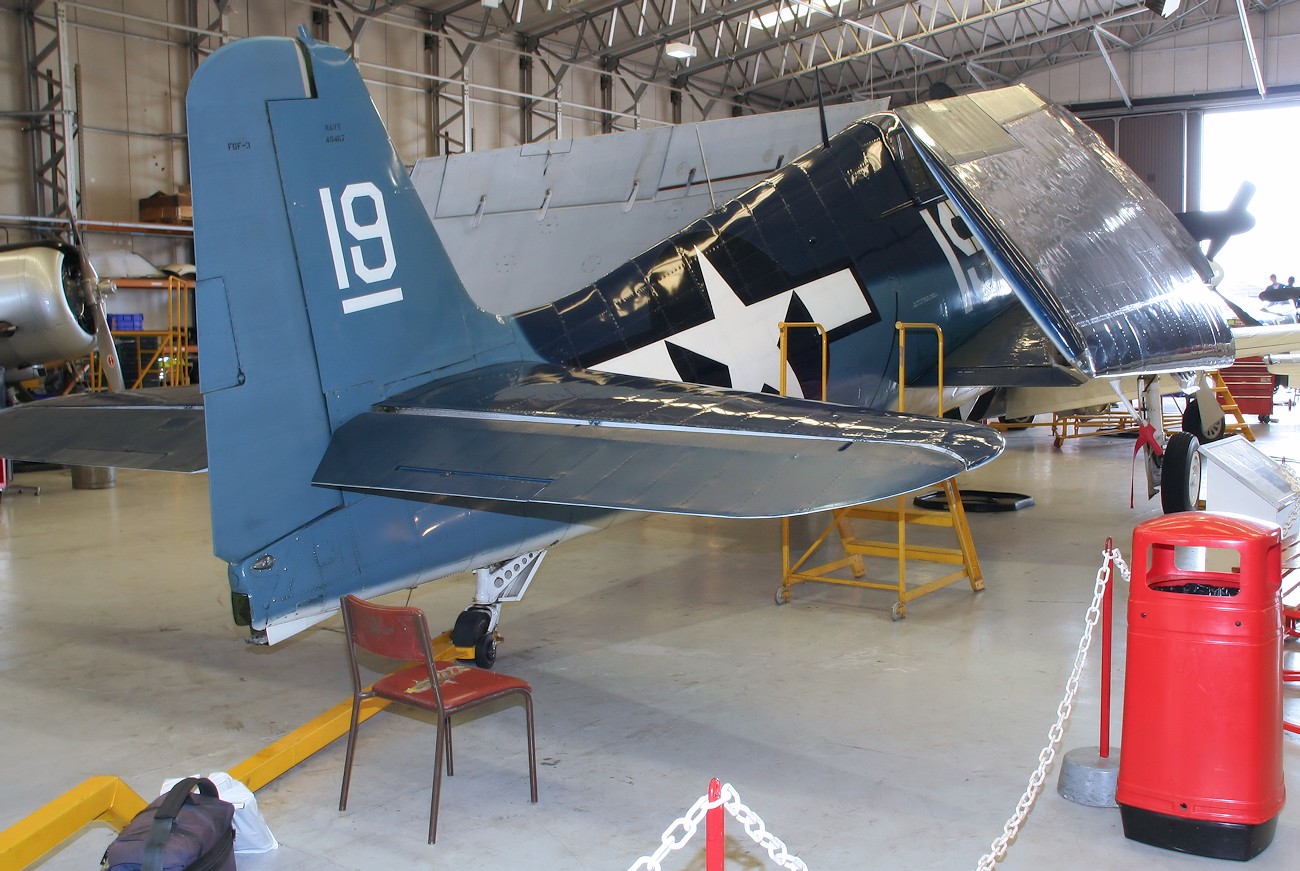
[187,33,523,566]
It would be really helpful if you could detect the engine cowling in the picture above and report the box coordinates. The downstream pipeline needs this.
[0,242,96,372]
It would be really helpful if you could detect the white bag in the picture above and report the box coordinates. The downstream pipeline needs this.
[161,771,279,854]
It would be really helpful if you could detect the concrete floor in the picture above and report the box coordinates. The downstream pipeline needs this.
[3,411,1299,870]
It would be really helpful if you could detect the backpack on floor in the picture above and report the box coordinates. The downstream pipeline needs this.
[101,777,236,871]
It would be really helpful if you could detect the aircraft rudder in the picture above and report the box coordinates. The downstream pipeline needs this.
[188,36,340,563]
[187,34,530,636]
[262,36,522,401]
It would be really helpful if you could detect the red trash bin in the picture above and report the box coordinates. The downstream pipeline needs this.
[1117,512,1286,860]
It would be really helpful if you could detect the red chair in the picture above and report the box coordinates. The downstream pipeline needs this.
[338,594,538,843]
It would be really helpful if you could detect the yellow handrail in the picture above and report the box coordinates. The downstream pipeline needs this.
[777,321,828,400]
[895,321,944,415]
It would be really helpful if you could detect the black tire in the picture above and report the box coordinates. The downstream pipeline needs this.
[998,415,1035,429]
[474,634,498,669]
[1161,432,1202,514]
[451,608,490,647]
[1181,398,1225,443]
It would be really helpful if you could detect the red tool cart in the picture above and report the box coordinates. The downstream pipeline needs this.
[1220,356,1277,422]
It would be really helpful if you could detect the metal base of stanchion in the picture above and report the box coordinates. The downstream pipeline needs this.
[71,466,116,490]
[1057,746,1120,807]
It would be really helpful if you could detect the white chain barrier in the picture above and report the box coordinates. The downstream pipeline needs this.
[627,782,808,871]
[1271,455,1300,537]
[973,545,1129,871]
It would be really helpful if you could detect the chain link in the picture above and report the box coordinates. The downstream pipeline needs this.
[628,792,712,871]
[1271,455,1300,537]
[632,547,1130,871]
[723,788,807,871]
[628,783,808,871]
[1110,547,1130,585]
[974,546,1120,871]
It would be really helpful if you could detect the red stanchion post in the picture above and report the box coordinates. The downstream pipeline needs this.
[1100,536,1114,759]
[706,778,723,871]
[1056,538,1123,808]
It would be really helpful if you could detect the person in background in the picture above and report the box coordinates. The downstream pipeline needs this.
[1259,274,1300,322]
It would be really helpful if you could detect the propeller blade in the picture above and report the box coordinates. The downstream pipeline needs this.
[88,295,126,392]
[68,214,126,392]
[1228,180,1256,213]
[1177,180,1257,261]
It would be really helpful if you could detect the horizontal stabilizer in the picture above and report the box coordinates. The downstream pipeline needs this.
[314,363,1003,518]
[0,386,206,472]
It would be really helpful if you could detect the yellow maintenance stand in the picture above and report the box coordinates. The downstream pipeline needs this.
[777,321,983,620]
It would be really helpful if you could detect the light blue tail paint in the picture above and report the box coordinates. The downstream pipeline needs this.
[188,34,608,640]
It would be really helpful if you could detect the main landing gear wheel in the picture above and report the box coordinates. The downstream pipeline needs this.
[451,607,497,669]
[1182,398,1225,443]
[1160,432,1202,514]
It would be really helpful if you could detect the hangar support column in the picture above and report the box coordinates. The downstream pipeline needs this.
[185,1,231,74]
[427,26,475,155]
[518,38,567,145]
[21,0,79,227]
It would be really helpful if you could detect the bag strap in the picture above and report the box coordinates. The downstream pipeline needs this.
[143,777,219,871]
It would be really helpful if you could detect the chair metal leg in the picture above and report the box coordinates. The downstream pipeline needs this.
[429,720,447,844]
[444,716,454,777]
[524,692,538,803]
[339,699,363,811]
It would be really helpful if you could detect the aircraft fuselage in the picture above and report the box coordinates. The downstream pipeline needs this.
[515,118,1017,414]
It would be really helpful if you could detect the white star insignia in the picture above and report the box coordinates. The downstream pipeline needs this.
[595,253,874,397]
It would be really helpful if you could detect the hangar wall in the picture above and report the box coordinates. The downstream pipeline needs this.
[1045,3,1300,217]
[1081,112,1200,213]
[1020,1,1300,106]
[0,0,688,235]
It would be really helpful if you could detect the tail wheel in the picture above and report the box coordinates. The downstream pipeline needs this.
[1160,432,1202,514]
[474,634,498,669]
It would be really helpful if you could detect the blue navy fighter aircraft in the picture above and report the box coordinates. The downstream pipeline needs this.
[0,32,1237,655]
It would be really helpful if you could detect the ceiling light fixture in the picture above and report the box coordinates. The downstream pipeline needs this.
[1142,0,1182,17]
[665,40,697,59]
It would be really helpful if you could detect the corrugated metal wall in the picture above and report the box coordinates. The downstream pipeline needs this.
[1119,113,1187,212]
[1085,110,1203,213]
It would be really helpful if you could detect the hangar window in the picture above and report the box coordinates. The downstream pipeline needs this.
[1200,104,1300,291]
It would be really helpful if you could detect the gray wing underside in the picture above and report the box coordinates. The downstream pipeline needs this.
[0,365,1003,518]
[413,100,888,315]
[313,362,1004,518]
[0,386,207,472]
